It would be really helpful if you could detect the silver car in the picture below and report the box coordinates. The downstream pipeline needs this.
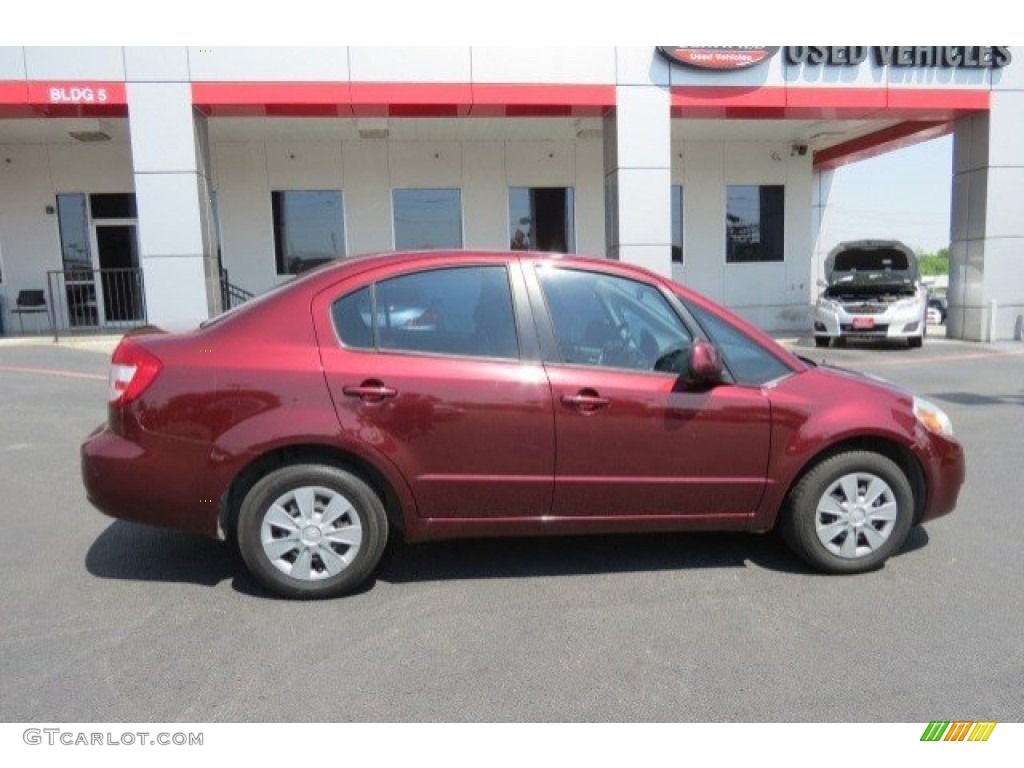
[813,240,928,349]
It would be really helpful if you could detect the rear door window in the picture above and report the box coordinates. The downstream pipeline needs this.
[332,266,520,361]
[333,287,373,349]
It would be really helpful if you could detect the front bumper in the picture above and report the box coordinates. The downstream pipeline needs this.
[814,304,924,339]
[915,430,966,523]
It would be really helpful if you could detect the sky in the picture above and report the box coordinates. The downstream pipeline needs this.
[827,135,953,255]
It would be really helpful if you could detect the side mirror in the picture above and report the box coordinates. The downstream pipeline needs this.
[688,339,723,384]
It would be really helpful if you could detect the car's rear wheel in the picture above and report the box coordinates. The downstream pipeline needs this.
[237,464,388,599]
[780,451,914,574]
[814,337,830,348]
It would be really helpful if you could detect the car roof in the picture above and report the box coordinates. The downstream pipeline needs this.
[299,249,667,287]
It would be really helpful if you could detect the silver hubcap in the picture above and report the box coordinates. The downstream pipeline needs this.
[260,486,362,581]
[815,472,899,559]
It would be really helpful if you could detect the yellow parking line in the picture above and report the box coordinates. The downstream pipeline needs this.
[848,350,1024,368]
[0,365,105,381]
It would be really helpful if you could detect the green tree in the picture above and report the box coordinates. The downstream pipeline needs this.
[917,247,950,276]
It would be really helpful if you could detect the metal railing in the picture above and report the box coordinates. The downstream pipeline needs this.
[220,268,254,310]
[46,267,148,341]
[42,267,253,341]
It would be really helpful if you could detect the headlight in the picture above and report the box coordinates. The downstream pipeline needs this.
[818,299,839,312]
[914,396,954,438]
[894,298,919,310]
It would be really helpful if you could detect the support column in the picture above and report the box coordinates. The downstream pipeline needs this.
[603,85,672,278]
[810,168,836,302]
[127,82,221,329]
[949,54,1024,341]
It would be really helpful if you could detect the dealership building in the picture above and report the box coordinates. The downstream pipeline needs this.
[0,46,1020,340]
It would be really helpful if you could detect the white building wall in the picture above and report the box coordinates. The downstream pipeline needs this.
[187,47,350,82]
[462,141,508,250]
[811,169,836,292]
[8,45,977,334]
[212,131,815,331]
[342,142,392,260]
[211,137,607,297]
[672,139,814,332]
[0,141,133,332]
[0,129,814,335]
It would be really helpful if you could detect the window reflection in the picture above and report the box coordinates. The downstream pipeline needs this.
[726,185,785,263]
[332,267,519,360]
[537,268,691,372]
[672,186,683,264]
[393,189,463,250]
[508,187,574,253]
[272,190,346,275]
[57,193,92,269]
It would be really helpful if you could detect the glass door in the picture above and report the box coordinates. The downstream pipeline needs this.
[91,222,143,325]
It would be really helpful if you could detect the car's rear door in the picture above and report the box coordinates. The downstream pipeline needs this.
[526,262,773,521]
[314,256,555,520]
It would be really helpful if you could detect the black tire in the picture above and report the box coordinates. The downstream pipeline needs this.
[908,335,923,349]
[779,451,914,574]
[236,464,388,599]
[814,336,830,348]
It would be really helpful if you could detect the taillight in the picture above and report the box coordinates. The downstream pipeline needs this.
[108,339,162,406]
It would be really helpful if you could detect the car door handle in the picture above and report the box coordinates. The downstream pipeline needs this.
[561,391,610,412]
[342,382,397,402]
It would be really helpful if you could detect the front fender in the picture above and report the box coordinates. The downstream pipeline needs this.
[752,369,920,531]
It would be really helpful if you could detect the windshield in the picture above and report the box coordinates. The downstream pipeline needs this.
[832,247,910,273]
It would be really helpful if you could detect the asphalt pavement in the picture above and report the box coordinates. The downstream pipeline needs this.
[1,333,1022,722]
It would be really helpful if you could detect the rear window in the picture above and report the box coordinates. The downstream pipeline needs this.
[833,248,909,273]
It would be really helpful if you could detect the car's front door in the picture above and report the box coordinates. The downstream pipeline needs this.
[316,260,555,520]
[530,264,772,520]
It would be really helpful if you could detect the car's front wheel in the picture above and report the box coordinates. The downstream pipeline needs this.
[780,451,914,574]
[237,464,389,599]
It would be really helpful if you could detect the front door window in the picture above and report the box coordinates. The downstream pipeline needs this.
[536,266,691,372]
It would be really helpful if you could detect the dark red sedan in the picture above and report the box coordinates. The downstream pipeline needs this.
[82,251,965,599]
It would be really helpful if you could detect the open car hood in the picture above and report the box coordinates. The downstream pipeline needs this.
[824,240,919,285]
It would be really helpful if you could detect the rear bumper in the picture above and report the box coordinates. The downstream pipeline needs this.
[81,425,220,538]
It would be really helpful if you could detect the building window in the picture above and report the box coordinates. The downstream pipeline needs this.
[726,185,785,263]
[393,189,463,250]
[671,185,683,264]
[57,193,92,270]
[272,190,346,275]
[508,187,575,253]
[89,193,137,220]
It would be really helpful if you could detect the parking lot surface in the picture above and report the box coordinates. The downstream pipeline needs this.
[1,335,1022,722]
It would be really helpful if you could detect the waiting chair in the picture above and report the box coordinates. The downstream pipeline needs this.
[11,289,49,334]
